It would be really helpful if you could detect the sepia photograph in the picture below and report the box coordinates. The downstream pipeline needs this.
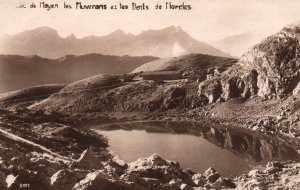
[0,0,300,189]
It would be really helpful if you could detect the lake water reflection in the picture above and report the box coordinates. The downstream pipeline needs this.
[94,122,300,177]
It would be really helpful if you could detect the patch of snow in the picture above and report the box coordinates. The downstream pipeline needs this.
[6,174,17,188]
[172,41,187,56]
[174,26,182,33]
[77,149,88,162]
[50,170,61,185]
[187,42,194,49]
[149,45,160,55]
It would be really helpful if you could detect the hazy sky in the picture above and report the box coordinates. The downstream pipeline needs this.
[0,0,300,41]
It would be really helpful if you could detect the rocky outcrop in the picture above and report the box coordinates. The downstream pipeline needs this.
[199,24,300,103]
[239,25,300,98]
[199,79,223,104]
[198,64,259,103]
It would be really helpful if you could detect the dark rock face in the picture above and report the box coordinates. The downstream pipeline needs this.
[199,24,300,103]
[198,64,255,104]
[199,79,223,104]
[0,171,7,190]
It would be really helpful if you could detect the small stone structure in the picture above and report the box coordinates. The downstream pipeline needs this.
[141,71,182,81]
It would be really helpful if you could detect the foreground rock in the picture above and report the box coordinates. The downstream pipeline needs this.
[72,154,236,190]
[235,161,300,190]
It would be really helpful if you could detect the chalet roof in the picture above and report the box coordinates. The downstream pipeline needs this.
[141,70,182,76]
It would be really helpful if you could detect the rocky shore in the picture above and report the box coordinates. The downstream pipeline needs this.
[0,107,299,190]
[0,108,237,190]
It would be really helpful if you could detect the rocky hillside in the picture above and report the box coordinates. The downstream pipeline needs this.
[29,74,196,113]
[0,84,65,109]
[199,24,300,103]
[132,54,237,81]
[0,54,157,93]
[26,54,236,113]
[0,26,229,58]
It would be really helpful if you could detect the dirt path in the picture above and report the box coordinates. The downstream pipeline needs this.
[94,120,157,128]
[0,127,74,162]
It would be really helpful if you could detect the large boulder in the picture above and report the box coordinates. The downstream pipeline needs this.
[73,170,139,190]
[203,167,220,183]
[121,154,196,188]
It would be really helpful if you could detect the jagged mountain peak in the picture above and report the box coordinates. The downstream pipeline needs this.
[140,25,185,35]
[163,25,183,32]
[109,29,126,36]
[24,26,59,37]
[0,26,229,59]
[65,33,77,40]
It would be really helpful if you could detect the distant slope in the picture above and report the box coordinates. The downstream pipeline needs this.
[132,54,237,78]
[0,26,230,58]
[211,32,269,57]
[0,54,157,93]
[0,84,65,108]
[0,84,65,102]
